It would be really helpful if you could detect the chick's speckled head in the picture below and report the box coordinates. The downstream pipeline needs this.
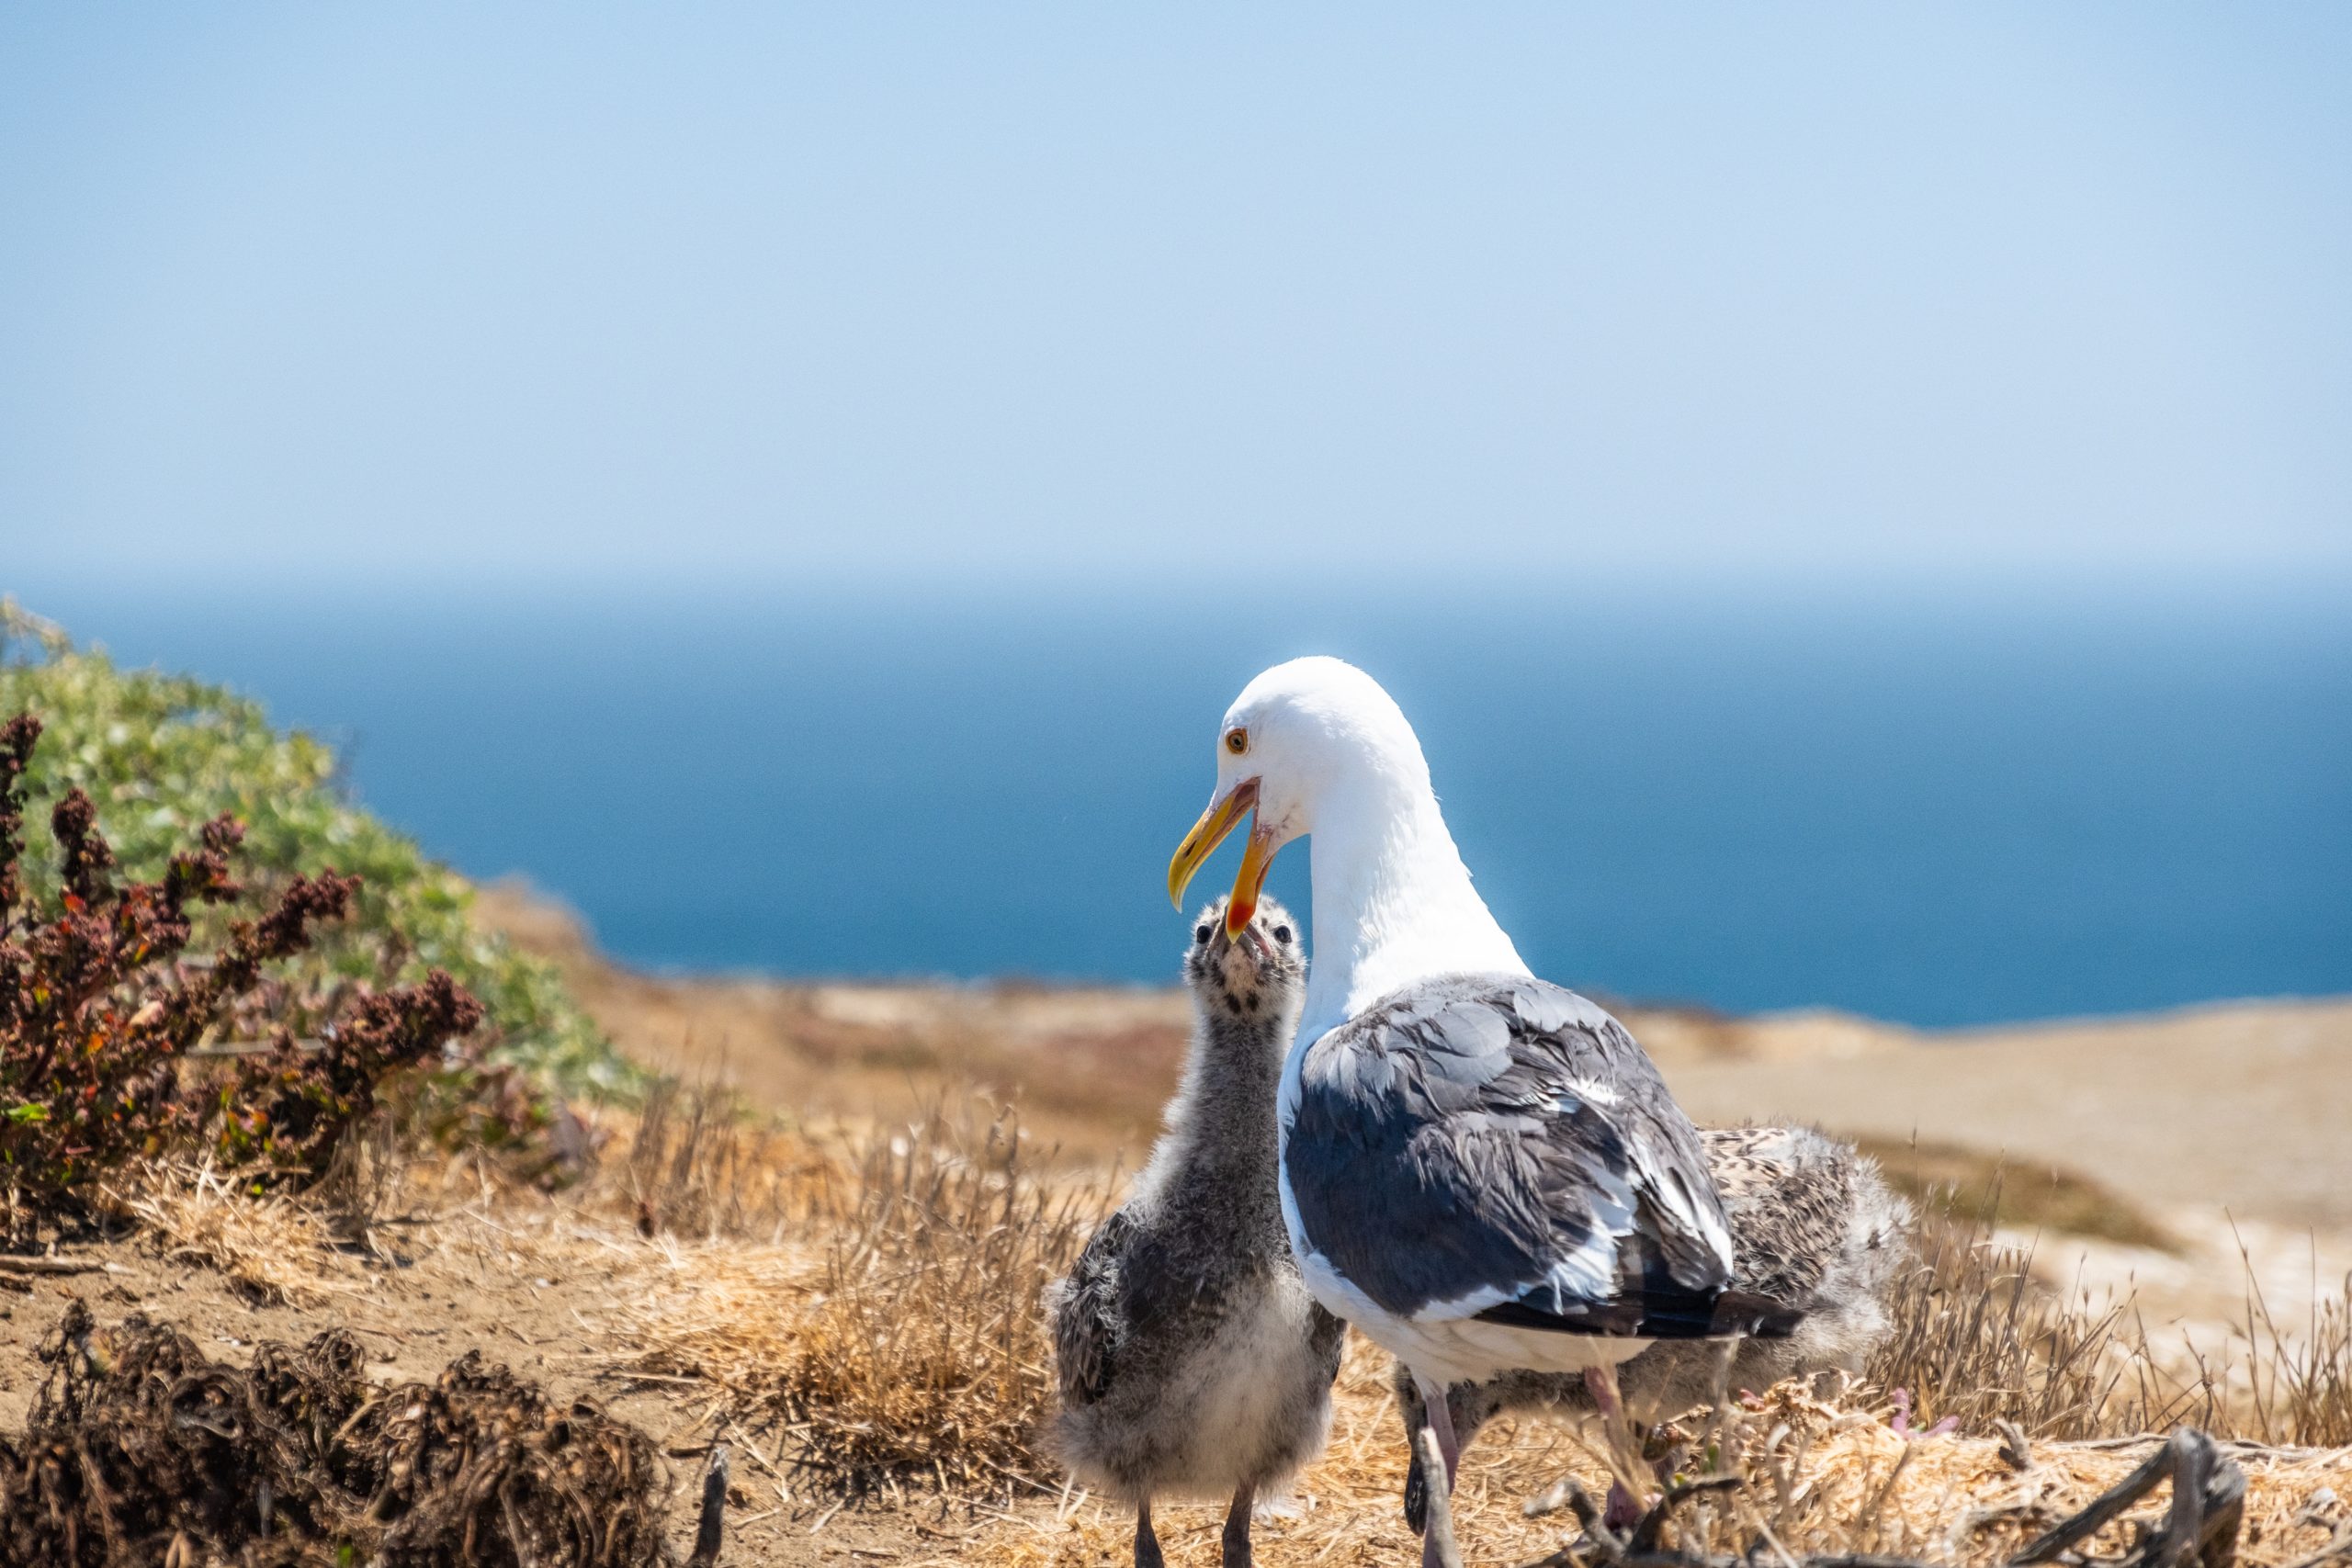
[1182,894,1305,1025]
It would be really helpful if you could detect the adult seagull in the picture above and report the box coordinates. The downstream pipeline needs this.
[1167,658,1787,1562]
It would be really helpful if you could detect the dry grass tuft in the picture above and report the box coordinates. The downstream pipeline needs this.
[1872,1213,2352,1448]
[616,1096,1114,1496]
[2220,1249,2352,1449]
[609,1076,842,1240]
[112,1158,372,1306]
[1867,1216,2161,1439]
[775,1100,1110,1490]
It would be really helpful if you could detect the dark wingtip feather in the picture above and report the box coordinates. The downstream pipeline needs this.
[1706,1288,1805,1338]
[1472,1284,1805,1341]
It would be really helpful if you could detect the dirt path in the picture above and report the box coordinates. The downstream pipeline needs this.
[1661,998,2352,1231]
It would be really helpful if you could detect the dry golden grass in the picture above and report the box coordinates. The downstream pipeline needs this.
[1872,1215,2352,1449]
[973,1337,2352,1568]
[1867,1216,2171,1440]
[110,1157,374,1306]
[607,1075,845,1240]
[96,1077,2352,1565]
[582,1087,2352,1562]
[612,1096,1115,1495]
[2211,1249,2352,1450]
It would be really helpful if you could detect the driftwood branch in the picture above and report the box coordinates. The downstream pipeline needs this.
[1630,1478,1744,1553]
[1527,1473,1603,1525]
[1510,1428,2245,1568]
[1517,1473,1739,1567]
[2014,1428,2242,1568]
[2008,1438,2179,1563]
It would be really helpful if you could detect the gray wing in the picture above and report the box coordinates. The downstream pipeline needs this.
[1287,976,1750,1337]
[1048,1209,1135,1405]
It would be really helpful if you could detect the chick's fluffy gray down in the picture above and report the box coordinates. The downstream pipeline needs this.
[1045,900,1345,1502]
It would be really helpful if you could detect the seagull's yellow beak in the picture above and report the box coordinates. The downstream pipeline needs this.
[1168,776,1282,938]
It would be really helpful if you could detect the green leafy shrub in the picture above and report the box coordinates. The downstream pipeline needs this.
[0,711,491,1245]
[0,600,630,1095]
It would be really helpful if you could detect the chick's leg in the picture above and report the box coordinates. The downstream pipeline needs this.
[1221,1479,1256,1568]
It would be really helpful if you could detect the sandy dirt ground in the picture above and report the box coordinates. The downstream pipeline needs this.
[12,1168,2346,1568]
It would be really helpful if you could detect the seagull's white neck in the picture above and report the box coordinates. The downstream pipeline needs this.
[1296,771,1529,1045]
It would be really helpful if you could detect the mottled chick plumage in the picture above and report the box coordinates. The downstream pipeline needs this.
[1396,1125,1913,1530]
[1045,896,1343,1568]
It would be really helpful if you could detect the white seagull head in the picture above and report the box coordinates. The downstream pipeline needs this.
[1168,657,1528,1039]
[1168,657,1424,935]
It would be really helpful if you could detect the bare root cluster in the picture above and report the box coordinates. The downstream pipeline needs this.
[0,1302,680,1568]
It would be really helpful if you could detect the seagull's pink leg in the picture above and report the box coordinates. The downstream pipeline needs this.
[1585,1368,1645,1533]
[1583,1364,1624,1421]
[1413,1373,1462,1488]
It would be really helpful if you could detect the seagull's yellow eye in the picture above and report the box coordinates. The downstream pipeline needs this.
[1225,728,1249,756]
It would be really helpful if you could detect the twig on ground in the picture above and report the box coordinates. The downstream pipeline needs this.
[2013,1428,2243,1568]
[688,1444,729,1568]
[1526,1474,1602,1524]
[2277,1523,2352,1568]
[0,1257,104,1275]
[1629,1476,1745,1553]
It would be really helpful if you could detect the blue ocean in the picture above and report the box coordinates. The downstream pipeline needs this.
[24,580,2352,1029]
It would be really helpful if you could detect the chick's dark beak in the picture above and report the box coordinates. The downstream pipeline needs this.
[1218,931,1265,990]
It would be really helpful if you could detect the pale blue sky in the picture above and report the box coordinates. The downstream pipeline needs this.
[5,5,2348,593]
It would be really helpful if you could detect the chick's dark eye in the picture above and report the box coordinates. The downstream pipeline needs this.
[1272,925,1293,944]
[1194,925,1212,944]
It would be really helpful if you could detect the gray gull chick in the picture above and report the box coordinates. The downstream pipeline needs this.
[1046,894,1346,1568]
